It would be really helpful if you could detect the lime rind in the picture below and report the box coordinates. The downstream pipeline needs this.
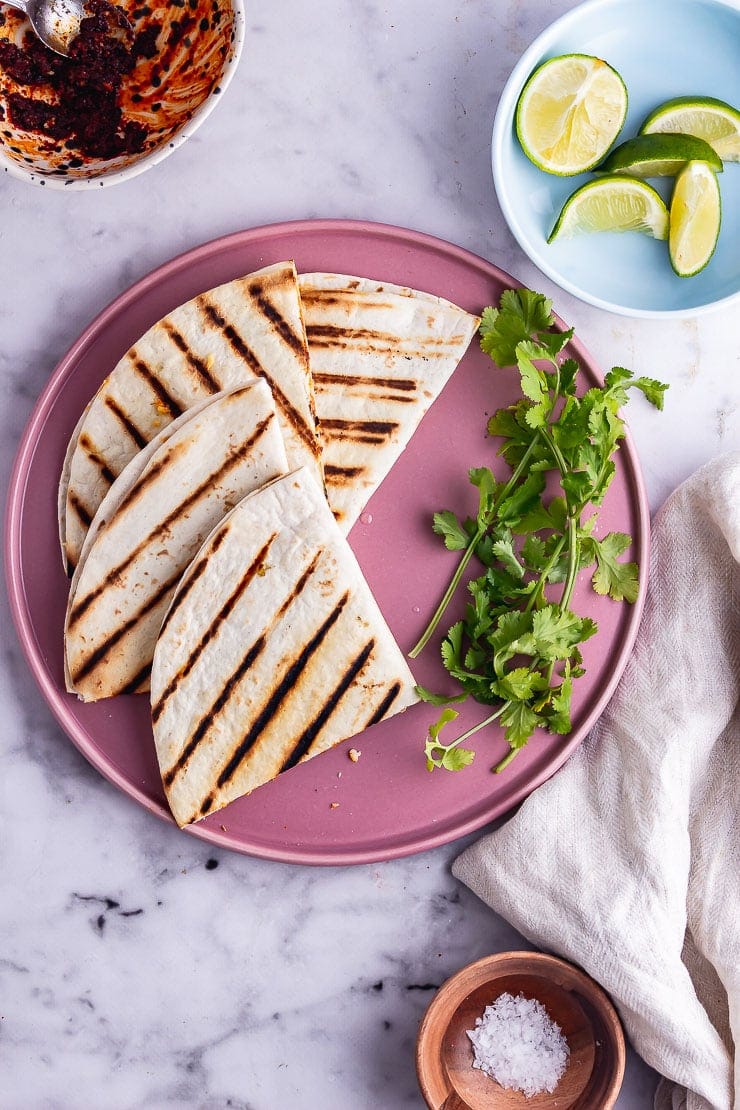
[598,133,723,177]
[549,176,669,242]
[640,96,740,162]
[516,53,628,176]
[669,161,722,278]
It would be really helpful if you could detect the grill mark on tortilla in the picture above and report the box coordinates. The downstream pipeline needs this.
[312,371,417,393]
[191,593,351,816]
[324,464,365,484]
[319,433,386,447]
[365,681,402,727]
[129,355,184,417]
[118,661,152,695]
[78,434,117,486]
[152,533,278,726]
[161,323,221,392]
[306,324,458,349]
[158,525,230,639]
[68,490,93,528]
[104,396,147,450]
[67,414,274,629]
[198,297,318,457]
[113,442,185,519]
[280,639,375,772]
[320,418,398,437]
[299,291,397,310]
[69,568,183,686]
[162,547,326,785]
[248,285,306,357]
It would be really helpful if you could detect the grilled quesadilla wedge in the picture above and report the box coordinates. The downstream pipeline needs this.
[65,381,288,702]
[151,467,419,827]
[298,273,480,532]
[58,399,92,574]
[70,393,224,587]
[62,261,320,574]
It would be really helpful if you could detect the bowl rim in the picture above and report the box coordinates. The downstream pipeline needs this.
[416,950,627,1109]
[0,0,246,190]
[491,0,740,318]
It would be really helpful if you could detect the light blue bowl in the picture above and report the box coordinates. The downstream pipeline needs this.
[492,0,740,317]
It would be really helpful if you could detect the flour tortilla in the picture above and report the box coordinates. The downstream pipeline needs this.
[65,381,288,702]
[298,273,480,532]
[151,467,419,827]
[62,261,320,573]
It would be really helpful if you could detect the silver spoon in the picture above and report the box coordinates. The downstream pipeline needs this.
[4,0,132,57]
[4,0,87,55]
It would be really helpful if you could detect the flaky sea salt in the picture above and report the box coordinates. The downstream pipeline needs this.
[466,991,569,1098]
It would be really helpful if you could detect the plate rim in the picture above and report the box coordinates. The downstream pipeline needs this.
[3,217,651,865]
[491,0,740,319]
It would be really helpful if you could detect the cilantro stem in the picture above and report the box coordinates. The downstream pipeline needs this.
[409,436,540,658]
[452,704,506,744]
[494,747,519,773]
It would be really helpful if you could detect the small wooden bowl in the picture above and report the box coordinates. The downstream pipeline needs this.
[416,951,625,1110]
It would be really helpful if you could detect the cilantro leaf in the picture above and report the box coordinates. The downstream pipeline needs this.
[432,510,469,551]
[415,685,468,707]
[480,290,554,366]
[589,532,640,603]
[441,746,476,771]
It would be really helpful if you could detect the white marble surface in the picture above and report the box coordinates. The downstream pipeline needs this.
[1,2,737,1107]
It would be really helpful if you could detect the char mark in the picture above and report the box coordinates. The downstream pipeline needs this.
[130,356,183,417]
[365,681,402,727]
[312,371,417,393]
[248,286,306,357]
[78,434,117,486]
[69,568,183,686]
[152,533,277,725]
[113,444,182,519]
[198,297,318,457]
[163,548,326,787]
[67,491,93,528]
[320,418,398,439]
[68,415,274,629]
[213,592,351,792]
[118,661,152,695]
[162,631,267,790]
[162,323,221,391]
[158,524,230,639]
[105,396,147,450]
[281,639,375,772]
[324,464,365,484]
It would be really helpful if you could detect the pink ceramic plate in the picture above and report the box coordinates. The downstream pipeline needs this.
[4,220,649,865]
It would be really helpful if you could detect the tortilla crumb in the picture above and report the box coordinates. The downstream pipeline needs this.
[348,748,361,762]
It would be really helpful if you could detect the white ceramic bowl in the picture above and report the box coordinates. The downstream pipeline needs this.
[492,0,740,317]
[0,0,245,189]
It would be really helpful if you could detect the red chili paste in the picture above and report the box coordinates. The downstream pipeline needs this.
[0,0,161,159]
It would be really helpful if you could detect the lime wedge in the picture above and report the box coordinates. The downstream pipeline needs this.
[599,133,723,177]
[641,96,740,162]
[669,161,721,277]
[548,176,669,242]
[516,54,628,175]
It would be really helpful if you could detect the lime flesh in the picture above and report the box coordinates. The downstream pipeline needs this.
[641,96,740,162]
[599,133,723,177]
[549,176,669,242]
[669,161,721,277]
[516,53,628,176]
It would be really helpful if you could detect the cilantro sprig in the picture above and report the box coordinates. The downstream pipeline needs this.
[412,289,667,774]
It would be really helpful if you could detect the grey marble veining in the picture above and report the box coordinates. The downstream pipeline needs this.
[1,1,738,1107]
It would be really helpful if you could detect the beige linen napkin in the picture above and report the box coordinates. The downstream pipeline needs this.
[453,451,740,1110]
